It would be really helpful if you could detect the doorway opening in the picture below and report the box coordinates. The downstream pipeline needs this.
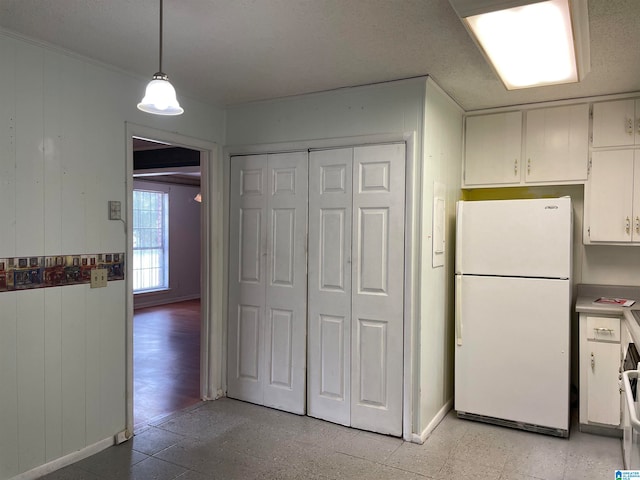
[125,123,223,438]
[131,136,202,430]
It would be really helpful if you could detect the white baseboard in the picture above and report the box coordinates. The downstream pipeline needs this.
[10,436,114,480]
[134,293,200,309]
[410,398,453,444]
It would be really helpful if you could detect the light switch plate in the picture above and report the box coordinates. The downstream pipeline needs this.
[90,268,108,288]
[109,201,121,220]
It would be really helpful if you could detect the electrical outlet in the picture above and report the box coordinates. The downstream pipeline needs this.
[90,268,108,288]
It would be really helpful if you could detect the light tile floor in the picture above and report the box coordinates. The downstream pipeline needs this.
[41,398,623,480]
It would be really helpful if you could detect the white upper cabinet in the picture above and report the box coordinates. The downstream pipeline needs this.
[585,150,640,244]
[592,99,640,147]
[464,111,522,186]
[463,105,589,188]
[524,104,589,183]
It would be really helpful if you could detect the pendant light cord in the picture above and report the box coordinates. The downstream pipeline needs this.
[158,0,163,73]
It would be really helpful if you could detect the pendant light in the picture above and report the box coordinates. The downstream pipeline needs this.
[138,0,184,115]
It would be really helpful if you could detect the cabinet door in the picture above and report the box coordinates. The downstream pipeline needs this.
[525,104,589,183]
[586,340,620,426]
[464,111,522,186]
[592,99,637,147]
[587,150,635,242]
[634,155,640,242]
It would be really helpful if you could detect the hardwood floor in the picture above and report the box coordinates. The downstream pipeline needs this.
[134,299,201,428]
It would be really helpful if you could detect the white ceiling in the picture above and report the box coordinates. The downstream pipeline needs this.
[1,0,639,111]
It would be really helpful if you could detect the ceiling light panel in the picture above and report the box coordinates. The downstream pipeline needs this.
[450,0,589,90]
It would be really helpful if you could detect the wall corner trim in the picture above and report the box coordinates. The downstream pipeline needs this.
[410,398,453,444]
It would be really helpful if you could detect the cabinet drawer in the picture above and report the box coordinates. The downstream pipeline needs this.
[586,316,620,342]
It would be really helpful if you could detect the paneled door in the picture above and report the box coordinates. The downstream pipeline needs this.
[308,144,405,436]
[307,148,353,426]
[227,152,308,414]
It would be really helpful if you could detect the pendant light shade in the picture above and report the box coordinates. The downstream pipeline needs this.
[138,72,184,115]
[138,0,184,115]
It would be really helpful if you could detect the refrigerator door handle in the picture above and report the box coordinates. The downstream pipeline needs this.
[455,275,462,346]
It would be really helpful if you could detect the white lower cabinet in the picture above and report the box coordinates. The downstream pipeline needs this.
[580,314,621,428]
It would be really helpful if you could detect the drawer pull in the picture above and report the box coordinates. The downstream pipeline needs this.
[591,352,595,370]
[594,327,614,334]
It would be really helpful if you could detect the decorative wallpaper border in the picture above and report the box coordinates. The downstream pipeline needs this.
[0,253,125,292]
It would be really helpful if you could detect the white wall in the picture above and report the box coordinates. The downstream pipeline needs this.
[133,180,202,309]
[226,79,425,146]
[226,77,463,438]
[0,30,224,480]
[418,80,463,434]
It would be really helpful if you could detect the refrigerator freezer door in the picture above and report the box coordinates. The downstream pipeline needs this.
[454,275,570,432]
[456,198,572,279]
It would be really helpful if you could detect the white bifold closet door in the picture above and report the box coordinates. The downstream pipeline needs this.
[227,152,308,414]
[308,143,405,436]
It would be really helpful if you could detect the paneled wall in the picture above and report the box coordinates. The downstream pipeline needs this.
[0,30,224,480]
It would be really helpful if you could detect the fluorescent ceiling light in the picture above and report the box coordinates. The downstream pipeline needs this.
[455,0,589,90]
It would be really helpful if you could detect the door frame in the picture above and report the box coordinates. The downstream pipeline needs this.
[223,132,418,440]
[125,123,225,435]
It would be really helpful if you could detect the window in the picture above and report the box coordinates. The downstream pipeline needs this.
[133,189,169,293]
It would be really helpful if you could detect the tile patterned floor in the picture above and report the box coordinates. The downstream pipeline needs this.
[40,398,623,480]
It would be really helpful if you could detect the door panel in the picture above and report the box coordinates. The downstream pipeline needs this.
[455,197,572,278]
[237,305,260,381]
[357,319,387,407]
[455,275,570,431]
[239,208,262,283]
[633,154,640,243]
[589,150,634,242]
[357,208,389,294]
[263,152,308,414]
[319,315,345,400]
[228,152,307,414]
[308,148,353,426]
[270,208,295,285]
[351,144,405,436]
[586,341,620,426]
[320,209,346,290]
[228,155,268,405]
[268,308,293,388]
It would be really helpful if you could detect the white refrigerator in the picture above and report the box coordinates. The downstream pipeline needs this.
[455,197,572,437]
